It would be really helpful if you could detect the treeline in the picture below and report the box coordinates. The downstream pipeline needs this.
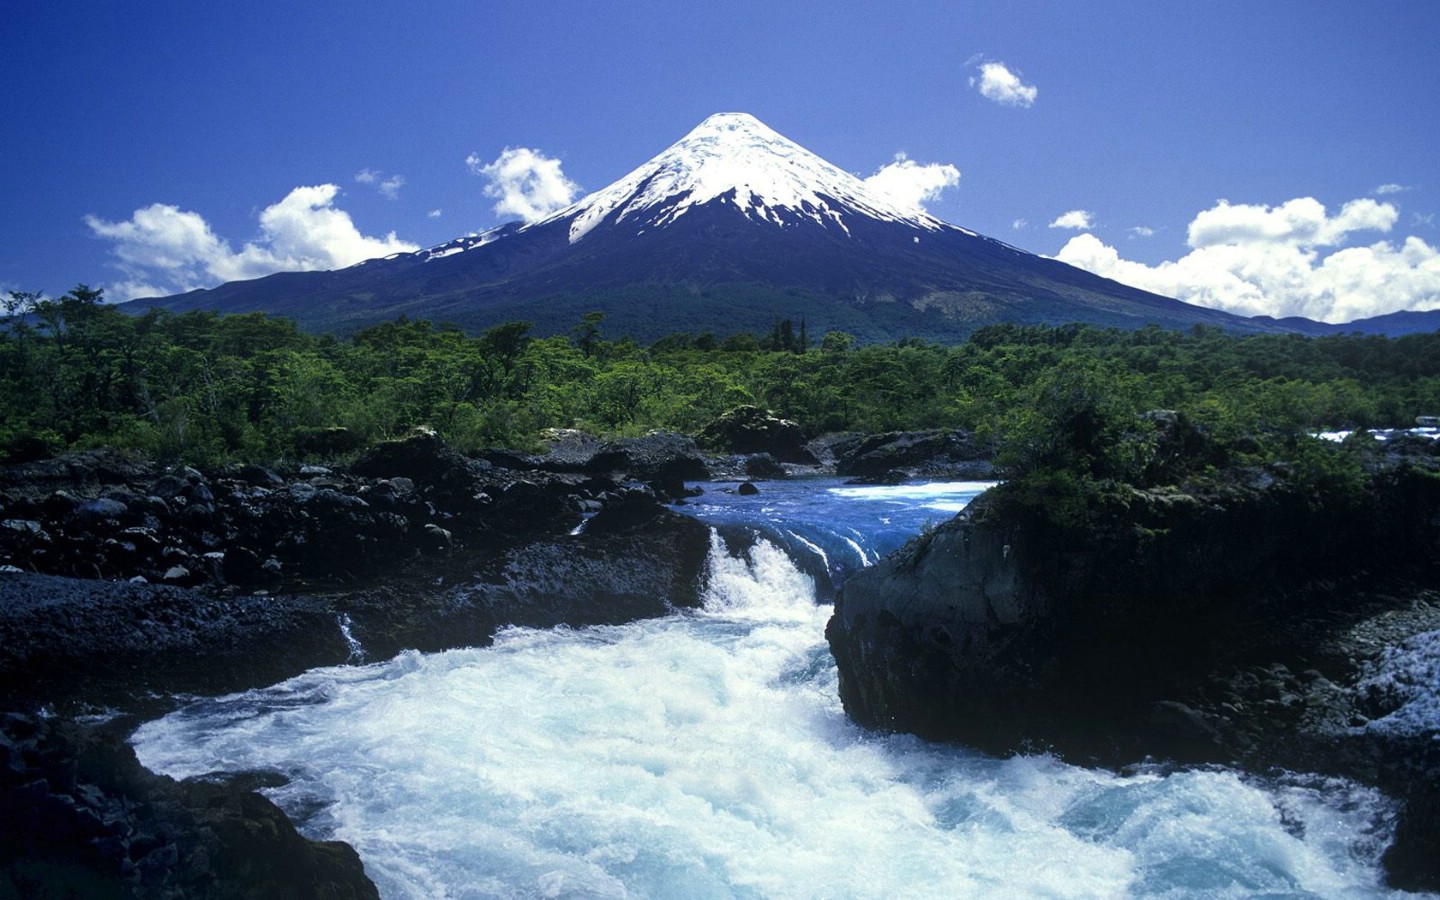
[5,286,1440,465]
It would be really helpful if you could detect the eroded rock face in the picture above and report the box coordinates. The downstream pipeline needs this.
[0,573,349,706]
[335,501,713,661]
[825,496,1053,748]
[826,446,1440,889]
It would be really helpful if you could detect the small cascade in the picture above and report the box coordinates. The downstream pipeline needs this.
[336,613,366,663]
[700,530,818,621]
[681,479,993,600]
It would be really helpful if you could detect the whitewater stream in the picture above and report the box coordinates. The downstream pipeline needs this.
[132,480,1405,898]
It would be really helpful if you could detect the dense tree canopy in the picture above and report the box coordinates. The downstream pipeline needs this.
[5,286,1440,466]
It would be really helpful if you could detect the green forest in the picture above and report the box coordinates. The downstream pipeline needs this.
[5,285,1440,466]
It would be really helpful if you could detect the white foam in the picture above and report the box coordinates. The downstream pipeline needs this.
[133,533,1401,897]
[828,481,998,503]
[1356,627,1440,738]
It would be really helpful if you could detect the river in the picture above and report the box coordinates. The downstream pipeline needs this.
[132,479,1403,898]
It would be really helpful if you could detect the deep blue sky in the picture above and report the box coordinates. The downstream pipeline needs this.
[3,1,1437,322]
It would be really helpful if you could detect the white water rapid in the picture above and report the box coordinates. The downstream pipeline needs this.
[132,483,1405,898]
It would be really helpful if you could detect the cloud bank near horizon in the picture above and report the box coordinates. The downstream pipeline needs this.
[1053,196,1440,323]
[86,185,419,301]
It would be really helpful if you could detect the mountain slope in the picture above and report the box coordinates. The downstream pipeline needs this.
[1252,308,1440,337]
[135,113,1281,342]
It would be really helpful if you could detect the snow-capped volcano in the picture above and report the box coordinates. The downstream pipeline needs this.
[543,112,951,243]
[138,113,1279,342]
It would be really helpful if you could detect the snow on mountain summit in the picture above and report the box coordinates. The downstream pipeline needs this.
[542,112,950,244]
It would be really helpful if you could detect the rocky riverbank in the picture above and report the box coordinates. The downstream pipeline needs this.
[0,414,993,896]
[827,425,1440,891]
[0,427,723,896]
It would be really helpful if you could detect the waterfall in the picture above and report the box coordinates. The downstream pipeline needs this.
[131,480,1405,898]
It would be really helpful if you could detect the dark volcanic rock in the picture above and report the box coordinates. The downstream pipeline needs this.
[0,573,348,706]
[1385,784,1440,892]
[698,406,815,463]
[0,713,378,899]
[826,440,1440,888]
[350,426,492,507]
[0,435,605,590]
[335,499,713,660]
[584,433,709,499]
[1,492,712,710]
[742,453,787,480]
[478,430,708,500]
[834,429,994,481]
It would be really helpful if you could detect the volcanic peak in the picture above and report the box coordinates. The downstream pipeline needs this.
[539,112,949,244]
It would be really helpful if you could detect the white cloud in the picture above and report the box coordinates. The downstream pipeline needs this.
[1052,195,1440,323]
[86,184,419,300]
[1186,197,1395,248]
[970,61,1037,108]
[1415,212,1435,228]
[862,153,960,213]
[1374,183,1410,195]
[1049,209,1095,230]
[1012,219,1028,231]
[1129,226,1155,238]
[428,209,443,218]
[468,147,579,224]
[356,168,405,199]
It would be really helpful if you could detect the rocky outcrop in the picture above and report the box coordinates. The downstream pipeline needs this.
[0,574,347,709]
[1,494,712,709]
[826,438,1440,890]
[0,433,645,592]
[833,429,994,482]
[0,434,718,897]
[332,501,712,661]
[480,430,709,500]
[697,406,815,463]
[1,712,378,899]
[582,433,710,499]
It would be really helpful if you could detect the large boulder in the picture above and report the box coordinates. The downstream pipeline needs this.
[584,432,709,499]
[826,440,1440,889]
[477,430,709,500]
[834,429,994,481]
[350,426,491,506]
[825,494,1041,748]
[698,406,814,463]
[827,451,1440,751]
